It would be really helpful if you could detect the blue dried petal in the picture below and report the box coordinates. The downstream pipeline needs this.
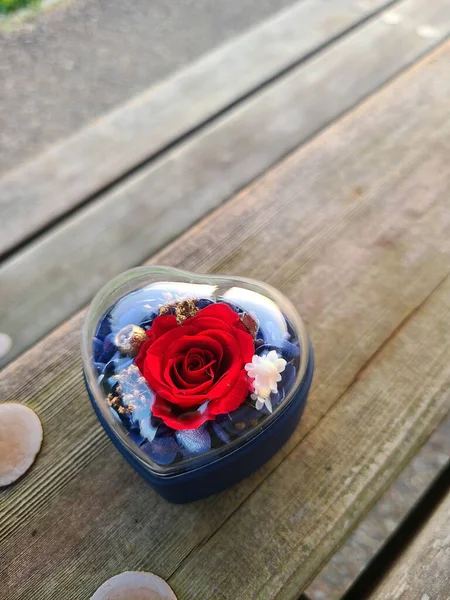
[93,361,105,374]
[130,402,159,442]
[255,328,264,342]
[103,359,117,378]
[137,418,159,442]
[100,333,117,362]
[217,300,242,315]
[256,341,300,361]
[114,356,134,371]
[150,417,171,435]
[93,337,104,361]
[114,306,157,331]
[281,362,297,391]
[118,410,132,427]
[109,407,122,424]
[107,376,120,393]
[211,420,231,443]
[197,400,210,414]
[176,426,211,456]
[282,341,300,360]
[128,428,145,446]
[270,391,282,409]
[286,318,297,341]
[103,355,135,378]
[221,404,259,434]
[95,317,112,342]
[195,299,214,310]
[140,314,157,330]
[262,320,279,343]
[116,307,146,330]
[254,338,265,350]
[255,343,278,356]
[141,436,178,466]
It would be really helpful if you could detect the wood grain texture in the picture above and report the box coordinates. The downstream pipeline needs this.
[169,273,450,600]
[2,0,450,366]
[367,490,450,600]
[0,0,396,258]
[307,414,450,599]
[2,40,450,600]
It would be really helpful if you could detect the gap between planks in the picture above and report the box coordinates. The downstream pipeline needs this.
[1,0,450,367]
[0,0,400,259]
[307,412,450,599]
[364,479,450,600]
[1,40,450,600]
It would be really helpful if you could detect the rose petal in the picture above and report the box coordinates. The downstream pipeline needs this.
[139,326,198,388]
[183,315,233,333]
[208,371,250,415]
[151,396,210,430]
[135,302,256,430]
[235,328,256,363]
[149,315,178,340]
[183,302,240,328]
[165,357,214,396]
[165,333,224,369]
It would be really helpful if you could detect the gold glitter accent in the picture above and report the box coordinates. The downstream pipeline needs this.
[107,383,135,415]
[115,325,147,357]
[107,393,121,409]
[174,299,198,323]
[159,298,199,323]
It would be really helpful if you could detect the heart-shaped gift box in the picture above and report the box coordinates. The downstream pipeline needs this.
[81,267,314,503]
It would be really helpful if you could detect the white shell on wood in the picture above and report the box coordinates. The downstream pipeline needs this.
[0,403,43,487]
[90,571,178,600]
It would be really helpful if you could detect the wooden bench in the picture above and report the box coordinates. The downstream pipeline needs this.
[1,2,450,599]
[367,488,450,600]
[2,0,450,366]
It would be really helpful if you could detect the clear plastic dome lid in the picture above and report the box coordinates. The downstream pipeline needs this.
[81,267,310,476]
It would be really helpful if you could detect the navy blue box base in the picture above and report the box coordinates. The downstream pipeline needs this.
[85,342,314,503]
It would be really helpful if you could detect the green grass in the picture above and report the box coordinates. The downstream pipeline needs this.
[0,0,41,15]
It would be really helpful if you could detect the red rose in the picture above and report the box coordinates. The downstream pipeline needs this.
[135,303,254,430]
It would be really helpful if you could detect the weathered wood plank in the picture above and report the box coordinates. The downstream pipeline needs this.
[1,40,450,600]
[0,0,396,258]
[306,414,450,599]
[2,0,450,366]
[168,273,450,600]
[367,489,450,600]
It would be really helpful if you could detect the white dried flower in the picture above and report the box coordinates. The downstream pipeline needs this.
[245,350,286,413]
